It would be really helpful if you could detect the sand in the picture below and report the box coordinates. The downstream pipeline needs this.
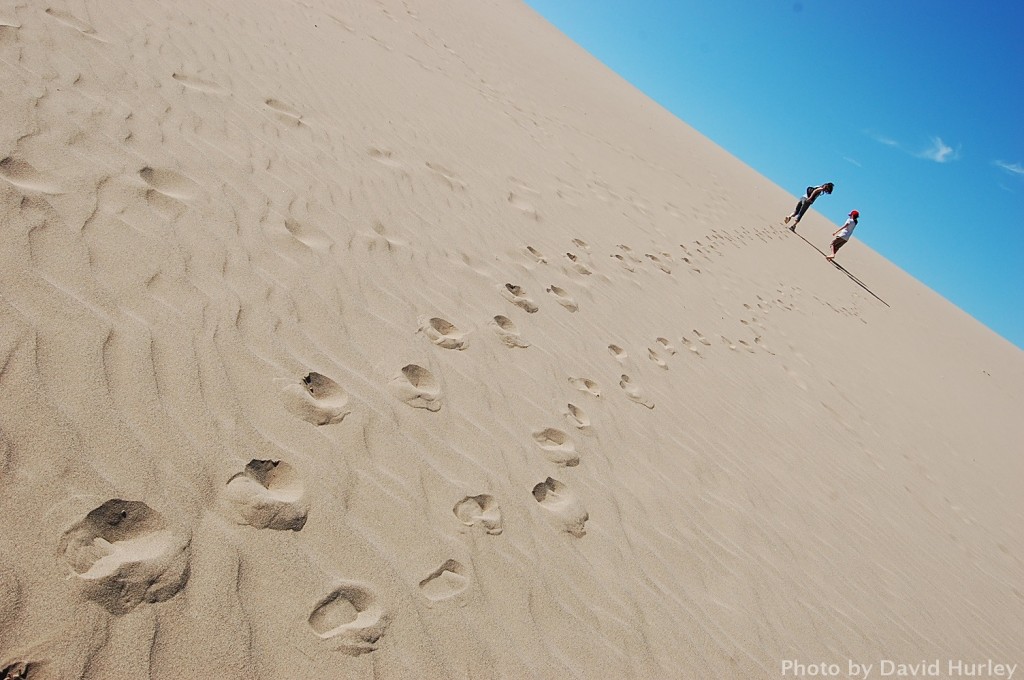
[1,1,1021,678]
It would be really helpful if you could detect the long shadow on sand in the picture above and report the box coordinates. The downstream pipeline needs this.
[790,230,890,307]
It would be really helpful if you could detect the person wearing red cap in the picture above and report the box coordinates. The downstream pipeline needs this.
[826,210,859,261]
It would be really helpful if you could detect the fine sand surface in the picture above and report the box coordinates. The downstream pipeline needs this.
[1,1,1022,678]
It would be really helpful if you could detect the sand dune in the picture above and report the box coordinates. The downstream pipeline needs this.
[1,1,1021,678]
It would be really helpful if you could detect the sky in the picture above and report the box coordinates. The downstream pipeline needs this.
[522,0,1024,349]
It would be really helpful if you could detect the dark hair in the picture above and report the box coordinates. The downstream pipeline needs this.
[823,182,835,193]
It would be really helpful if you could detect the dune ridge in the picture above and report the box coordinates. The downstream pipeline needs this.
[0,1,1021,678]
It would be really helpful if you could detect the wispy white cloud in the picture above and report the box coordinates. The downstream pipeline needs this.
[917,136,958,163]
[994,160,1024,176]
[865,129,900,147]
[866,130,961,163]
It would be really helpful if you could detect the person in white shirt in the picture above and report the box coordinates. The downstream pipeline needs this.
[826,210,859,261]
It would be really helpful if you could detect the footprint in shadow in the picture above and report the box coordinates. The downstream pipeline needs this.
[565,252,592,275]
[58,500,191,615]
[619,374,655,409]
[265,98,305,125]
[568,376,601,397]
[608,344,628,362]
[426,162,466,191]
[532,478,588,537]
[525,245,547,263]
[532,428,579,466]
[564,403,590,429]
[282,372,351,425]
[223,460,308,531]
[645,253,671,274]
[692,330,712,346]
[368,147,402,168]
[647,348,668,369]
[44,7,104,40]
[508,192,539,220]
[490,315,529,348]
[284,217,333,250]
[171,72,227,95]
[0,157,60,193]
[0,662,34,680]
[453,495,503,535]
[611,253,635,272]
[139,166,198,201]
[501,283,538,313]
[418,559,469,602]
[418,316,468,350]
[390,364,442,411]
[546,285,578,312]
[308,582,389,655]
[656,337,677,355]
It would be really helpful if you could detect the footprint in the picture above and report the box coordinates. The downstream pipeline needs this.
[418,559,469,601]
[44,7,103,40]
[532,428,579,467]
[171,72,227,95]
[490,315,529,348]
[564,252,592,275]
[0,157,60,193]
[138,166,198,201]
[656,337,677,355]
[546,286,578,312]
[525,245,547,263]
[390,364,442,411]
[418,316,468,350]
[619,374,654,408]
[284,217,332,249]
[692,330,712,346]
[611,253,635,272]
[568,376,601,397]
[222,460,308,531]
[564,403,590,429]
[501,283,538,313]
[368,147,402,168]
[308,582,389,655]
[571,238,590,251]
[58,500,191,615]
[425,162,466,191]
[265,98,304,124]
[532,478,588,538]
[647,348,668,369]
[453,495,503,535]
[645,254,671,274]
[607,344,627,362]
[616,244,642,263]
[282,372,351,425]
[679,336,700,354]
[507,192,539,220]
[0,662,33,680]
[737,339,756,353]
[719,335,737,351]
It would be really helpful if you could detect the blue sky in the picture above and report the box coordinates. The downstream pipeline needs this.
[523,0,1024,349]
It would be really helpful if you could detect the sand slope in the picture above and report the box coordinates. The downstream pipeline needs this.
[0,1,1021,678]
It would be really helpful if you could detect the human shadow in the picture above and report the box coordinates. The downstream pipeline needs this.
[790,231,890,307]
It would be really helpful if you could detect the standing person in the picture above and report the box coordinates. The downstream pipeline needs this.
[826,210,859,261]
[785,182,834,230]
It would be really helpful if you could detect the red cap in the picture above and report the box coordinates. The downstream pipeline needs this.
[849,210,859,218]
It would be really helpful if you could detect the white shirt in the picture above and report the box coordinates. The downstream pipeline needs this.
[835,218,857,240]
